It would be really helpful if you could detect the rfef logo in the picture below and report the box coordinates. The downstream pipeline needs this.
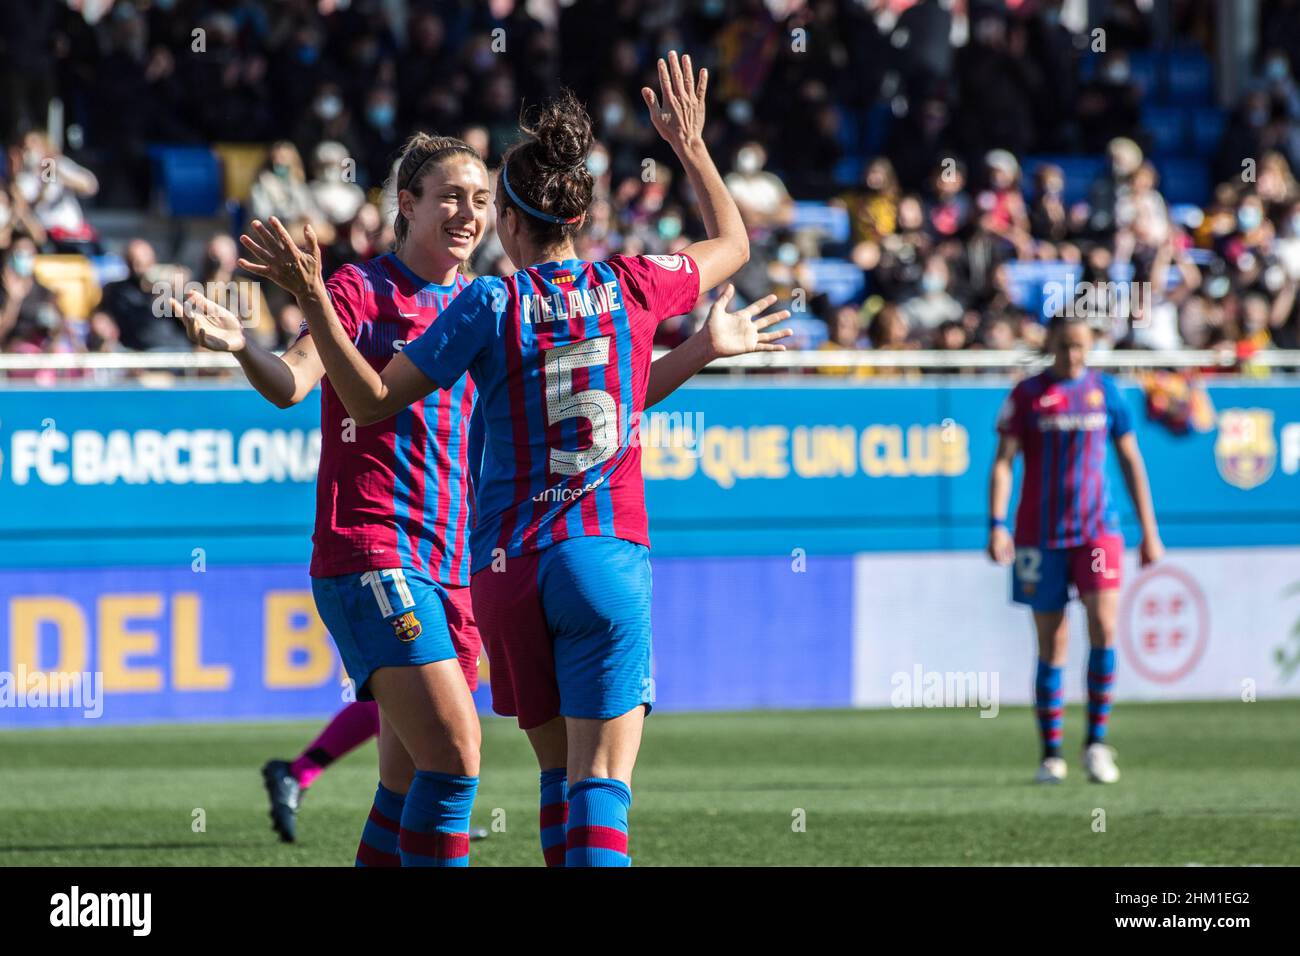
[1119,565,1209,683]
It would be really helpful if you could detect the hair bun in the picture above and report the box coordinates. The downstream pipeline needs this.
[526,89,593,174]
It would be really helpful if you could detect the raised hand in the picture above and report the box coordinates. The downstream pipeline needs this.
[238,217,323,300]
[172,289,246,353]
[641,50,707,154]
[703,285,793,359]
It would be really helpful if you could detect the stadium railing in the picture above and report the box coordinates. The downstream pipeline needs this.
[1,349,1299,378]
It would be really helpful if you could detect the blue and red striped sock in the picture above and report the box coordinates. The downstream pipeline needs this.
[566,777,631,867]
[1035,659,1065,759]
[539,768,568,867]
[398,770,478,867]
[355,782,404,867]
[1086,646,1116,745]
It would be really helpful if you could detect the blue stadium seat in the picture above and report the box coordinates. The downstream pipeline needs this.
[862,103,893,157]
[1143,106,1189,155]
[1164,48,1213,105]
[793,202,851,244]
[834,156,863,188]
[1022,155,1107,207]
[775,315,830,350]
[805,259,866,307]
[89,253,128,289]
[835,104,862,155]
[147,145,222,217]
[1128,51,1162,100]
[1154,157,1211,205]
[1189,108,1226,154]
[1001,261,1082,321]
[1169,202,1205,228]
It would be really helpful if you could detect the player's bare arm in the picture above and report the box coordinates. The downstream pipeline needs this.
[173,289,323,408]
[643,51,749,292]
[987,432,1018,565]
[1114,431,1164,566]
[645,285,791,408]
[238,216,436,424]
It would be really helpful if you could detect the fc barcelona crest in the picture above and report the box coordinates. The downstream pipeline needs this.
[1214,408,1276,490]
[391,611,423,642]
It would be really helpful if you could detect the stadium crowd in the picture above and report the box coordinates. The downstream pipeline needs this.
[2,0,1300,381]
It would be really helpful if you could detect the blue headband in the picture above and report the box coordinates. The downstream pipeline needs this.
[500,164,582,225]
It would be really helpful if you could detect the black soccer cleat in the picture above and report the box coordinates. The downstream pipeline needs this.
[261,759,302,843]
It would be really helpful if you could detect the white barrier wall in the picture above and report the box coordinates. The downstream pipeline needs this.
[851,548,1300,707]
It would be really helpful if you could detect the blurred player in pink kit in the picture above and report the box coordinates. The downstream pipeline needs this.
[270,53,791,865]
[987,314,1163,785]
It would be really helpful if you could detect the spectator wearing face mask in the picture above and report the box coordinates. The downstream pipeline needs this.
[292,84,361,170]
[0,236,59,348]
[900,253,964,333]
[308,141,366,227]
[1088,137,1144,236]
[1077,52,1143,149]
[0,178,46,248]
[359,87,401,189]
[9,130,99,252]
[250,141,326,229]
[1256,48,1300,121]
[725,141,794,236]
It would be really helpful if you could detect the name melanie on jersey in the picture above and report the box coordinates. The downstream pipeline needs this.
[520,280,623,325]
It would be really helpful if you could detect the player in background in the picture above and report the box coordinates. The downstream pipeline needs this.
[176,133,492,864]
[259,700,489,844]
[247,53,790,865]
[261,701,378,843]
[987,314,1163,784]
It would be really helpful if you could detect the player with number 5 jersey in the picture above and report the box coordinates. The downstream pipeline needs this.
[294,53,791,865]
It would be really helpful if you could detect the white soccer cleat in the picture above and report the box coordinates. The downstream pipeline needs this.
[1035,756,1067,784]
[1083,743,1121,783]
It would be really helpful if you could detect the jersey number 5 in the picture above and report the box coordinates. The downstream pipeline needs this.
[544,337,617,475]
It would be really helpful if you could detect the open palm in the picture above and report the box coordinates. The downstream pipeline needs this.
[705,285,792,358]
[172,290,246,352]
[642,50,707,153]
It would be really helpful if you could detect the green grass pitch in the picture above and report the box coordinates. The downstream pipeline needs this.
[2,701,1297,866]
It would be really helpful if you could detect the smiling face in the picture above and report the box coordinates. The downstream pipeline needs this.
[399,154,491,272]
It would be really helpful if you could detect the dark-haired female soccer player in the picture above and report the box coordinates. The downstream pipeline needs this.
[987,314,1163,785]
[245,52,789,865]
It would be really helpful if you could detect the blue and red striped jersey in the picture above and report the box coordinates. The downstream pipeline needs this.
[997,368,1133,548]
[306,253,476,584]
[403,253,700,573]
